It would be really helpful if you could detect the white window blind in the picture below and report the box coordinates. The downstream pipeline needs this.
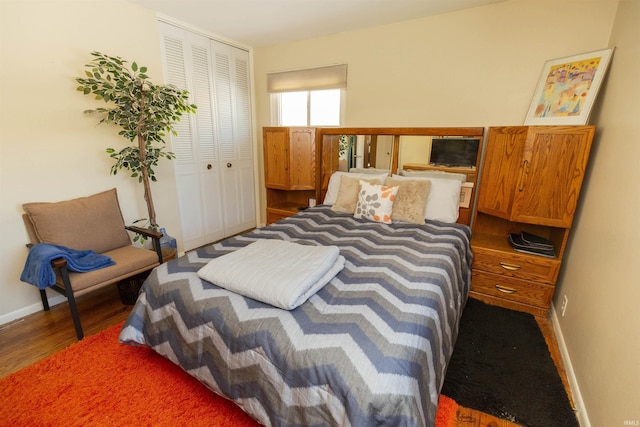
[267,64,347,93]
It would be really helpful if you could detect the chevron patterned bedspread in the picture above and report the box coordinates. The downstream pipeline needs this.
[119,206,472,427]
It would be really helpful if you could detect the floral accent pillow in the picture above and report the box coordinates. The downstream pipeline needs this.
[354,181,399,224]
[332,175,383,214]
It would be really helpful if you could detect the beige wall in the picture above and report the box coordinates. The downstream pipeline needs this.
[2,0,636,424]
[253,0,617,128]
[555,1,640,425]
[0,1,183,319]
[253,0,618,222]
[253,0,633,424]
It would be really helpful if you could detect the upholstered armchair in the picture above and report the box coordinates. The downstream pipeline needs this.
[21,188,164,340]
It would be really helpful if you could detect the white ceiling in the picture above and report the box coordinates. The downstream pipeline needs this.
[128,0,505,47]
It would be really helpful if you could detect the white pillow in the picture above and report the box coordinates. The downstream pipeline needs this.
[391,174,462,223]
[354,181,399,224]
[347,167,390,174]
[323,171,389,205]
[399,169,467,182]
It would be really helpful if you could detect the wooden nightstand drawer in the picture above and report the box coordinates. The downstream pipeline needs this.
[471,270,554,308]
[266,208,295,224]
[472,247,559,283]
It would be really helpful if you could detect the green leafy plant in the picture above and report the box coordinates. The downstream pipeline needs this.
[76,51,196,232]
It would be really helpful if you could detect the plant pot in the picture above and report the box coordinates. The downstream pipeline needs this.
[117,278,143,305]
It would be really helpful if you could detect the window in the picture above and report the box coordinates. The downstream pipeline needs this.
[267,64,347,126]
[275,89,343,126]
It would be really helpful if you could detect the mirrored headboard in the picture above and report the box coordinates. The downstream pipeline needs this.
[317,127,484,225]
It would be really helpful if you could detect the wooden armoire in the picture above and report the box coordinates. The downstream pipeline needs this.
[263,127,320,224]
[470,125,595,317]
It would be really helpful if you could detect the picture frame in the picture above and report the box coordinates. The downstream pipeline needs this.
[459,182,473,209]
[524,48,614,125]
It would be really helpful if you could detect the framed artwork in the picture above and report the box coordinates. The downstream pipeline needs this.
[524,48,614,125]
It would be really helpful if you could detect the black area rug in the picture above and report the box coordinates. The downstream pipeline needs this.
[441,299,578,427]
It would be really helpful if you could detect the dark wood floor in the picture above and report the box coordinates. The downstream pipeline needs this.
[0,285,132,377]
[0,286,571,427]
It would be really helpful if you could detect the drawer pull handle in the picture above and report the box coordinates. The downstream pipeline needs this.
[495,284,518,294]
[499,261,521,271]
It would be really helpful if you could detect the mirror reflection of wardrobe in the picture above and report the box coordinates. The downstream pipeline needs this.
[342,134,440,173]
[341,135,394,171]
[320,127,484,175]
[319,127,485,225]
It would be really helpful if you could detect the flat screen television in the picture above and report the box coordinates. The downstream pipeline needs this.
[429,138,480,168]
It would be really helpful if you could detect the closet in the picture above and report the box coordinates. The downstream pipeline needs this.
[159,22,256,251]
[471,125,595,317]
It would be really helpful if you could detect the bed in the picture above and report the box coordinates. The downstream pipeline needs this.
[119,205,473,426]
[120,126,484,426]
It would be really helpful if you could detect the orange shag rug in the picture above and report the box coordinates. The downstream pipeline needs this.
[0,322,458,426]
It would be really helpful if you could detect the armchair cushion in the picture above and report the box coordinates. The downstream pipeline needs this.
[23,188,131,254]
[67,245,160,296]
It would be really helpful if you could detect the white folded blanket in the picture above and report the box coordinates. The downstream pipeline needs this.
[197,239,345,310]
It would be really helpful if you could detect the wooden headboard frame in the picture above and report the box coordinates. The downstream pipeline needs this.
[316,127,485,226]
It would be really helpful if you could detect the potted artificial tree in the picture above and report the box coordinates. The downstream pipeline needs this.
[75,51,196,246]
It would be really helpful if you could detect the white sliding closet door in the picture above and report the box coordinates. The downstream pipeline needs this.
[159,22,255,251]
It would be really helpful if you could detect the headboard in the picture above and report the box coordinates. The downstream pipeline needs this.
[317,127,485,226]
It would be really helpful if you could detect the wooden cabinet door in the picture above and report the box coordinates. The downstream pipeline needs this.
[476,127,527,220]
[289,128,316,190]
[478,126,594,228]
[264,127,290,189]
[511,126,594,227]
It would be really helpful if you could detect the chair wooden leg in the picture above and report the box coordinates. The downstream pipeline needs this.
[60,266,84,340]
[40,289,50,311]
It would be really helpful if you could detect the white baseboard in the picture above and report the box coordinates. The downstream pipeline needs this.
[0,293,65,327]
[550,306,591,427]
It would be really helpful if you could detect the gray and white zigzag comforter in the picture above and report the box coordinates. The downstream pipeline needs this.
[119,206,472,427]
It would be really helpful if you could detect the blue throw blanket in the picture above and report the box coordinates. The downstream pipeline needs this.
[20,243,115,290]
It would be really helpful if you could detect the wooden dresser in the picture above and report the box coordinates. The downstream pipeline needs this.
[470,126,595,317]
[263,127,320,224]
